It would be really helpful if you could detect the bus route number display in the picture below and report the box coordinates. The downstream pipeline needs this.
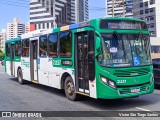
[108,22,139,29]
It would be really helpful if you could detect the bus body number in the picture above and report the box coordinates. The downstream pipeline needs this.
[117,80,126,84]
[53,60,61,66]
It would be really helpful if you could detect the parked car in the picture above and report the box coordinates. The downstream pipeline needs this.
[152,58,160,86]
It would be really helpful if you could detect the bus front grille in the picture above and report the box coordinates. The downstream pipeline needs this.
[113,68,150,77]
[118,83,149,95]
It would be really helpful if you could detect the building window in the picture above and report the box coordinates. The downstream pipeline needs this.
[48,34,58,57]
[150,24,154,28]
[140,3,143,8]
[150,16,154,21]
[140,10,143,15]
[60,31,72,57]
[150,0,155,5]
[145,17,149,21]
[150,8,154,13]
[15,41,21,57]
[145,9,149,14]
[22,39,29,57]
[144,2,148,7]
[39,35,47,57]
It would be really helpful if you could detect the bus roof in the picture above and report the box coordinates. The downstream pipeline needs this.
[5,37,21,43]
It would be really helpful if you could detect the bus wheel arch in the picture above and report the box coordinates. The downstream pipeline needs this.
[61,72,71,89]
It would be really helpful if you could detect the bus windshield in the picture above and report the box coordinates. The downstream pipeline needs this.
[99,33,151,67]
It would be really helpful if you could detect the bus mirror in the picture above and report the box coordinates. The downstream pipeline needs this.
[96,37,101,50]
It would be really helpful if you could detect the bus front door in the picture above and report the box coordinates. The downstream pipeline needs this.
[10,44,15,76]
[75,31,95,94]
[30,40,38,82]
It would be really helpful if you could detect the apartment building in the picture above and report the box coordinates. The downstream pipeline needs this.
[30,0,89,31]
[106,0,133,17]
[133,0,160,37]
[0,30,6,52]
[6,17,25,39]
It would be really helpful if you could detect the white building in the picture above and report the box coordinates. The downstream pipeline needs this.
[133,0,160,37]
[25,22,30,33]
[30,0,89,30]
[6,17,25,39]
[150,37,160,59]
[106,0,133,17]
[0,29,6,52]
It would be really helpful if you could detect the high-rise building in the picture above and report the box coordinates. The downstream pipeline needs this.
[6,17,25,39]
[0,29,6,52]
[133,0,159,37]
[106,0,133,17]
[25,22,30,33]
[30,0,89,30]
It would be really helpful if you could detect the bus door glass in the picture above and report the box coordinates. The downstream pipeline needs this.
[10,43,15,76]
[75,31,95,94]
[30,40,38,81]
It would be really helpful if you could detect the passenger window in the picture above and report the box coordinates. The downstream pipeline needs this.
[15,41,21,57]
[22,39,29,57]
[60,31,72,57]
[48,34,58,57]
[6,43,10,57]
[39,35,47,57]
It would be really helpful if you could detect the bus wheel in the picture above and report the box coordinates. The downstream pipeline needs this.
[17,69,25,85]
[64,76,78,101]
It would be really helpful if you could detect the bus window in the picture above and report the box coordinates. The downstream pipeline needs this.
[39,35,47,57]
[48,34,58,57]
[22,39,29,57]
[60,31,72,57]
[15,41,21,57]
[6,43,10,57]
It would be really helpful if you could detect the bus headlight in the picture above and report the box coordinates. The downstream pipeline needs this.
[100,76,116,89]
[150,74,154,84]
[108,81,116,89]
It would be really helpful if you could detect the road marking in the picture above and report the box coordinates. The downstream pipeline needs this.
[135,107,151,111]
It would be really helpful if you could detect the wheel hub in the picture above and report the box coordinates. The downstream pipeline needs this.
[67,82,74,95]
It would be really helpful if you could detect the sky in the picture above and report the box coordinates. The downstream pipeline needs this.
[0,0,106,31]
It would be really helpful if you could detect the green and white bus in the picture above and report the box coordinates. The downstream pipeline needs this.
[5,17,154,100]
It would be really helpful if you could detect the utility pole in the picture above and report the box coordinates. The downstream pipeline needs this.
[112,0,114,17]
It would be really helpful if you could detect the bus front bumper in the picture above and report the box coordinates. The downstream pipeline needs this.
[97,81,154,99]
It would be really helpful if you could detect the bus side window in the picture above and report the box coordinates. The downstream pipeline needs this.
[22,39,29,57]
[59,31,72,57]
[5,43,10,57]
[39,35,48,58]
[48,34,58,57]
[15,41,21,57]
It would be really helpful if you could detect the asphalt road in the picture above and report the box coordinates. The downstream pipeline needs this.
[0,64,160,120]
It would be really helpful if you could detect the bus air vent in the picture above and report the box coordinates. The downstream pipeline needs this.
[113,68,150,77]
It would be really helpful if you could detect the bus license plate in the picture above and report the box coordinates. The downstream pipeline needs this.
[131,88,140,93]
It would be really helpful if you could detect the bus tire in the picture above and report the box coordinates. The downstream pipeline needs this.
[64,76,78,101]
[17,69,25,85]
